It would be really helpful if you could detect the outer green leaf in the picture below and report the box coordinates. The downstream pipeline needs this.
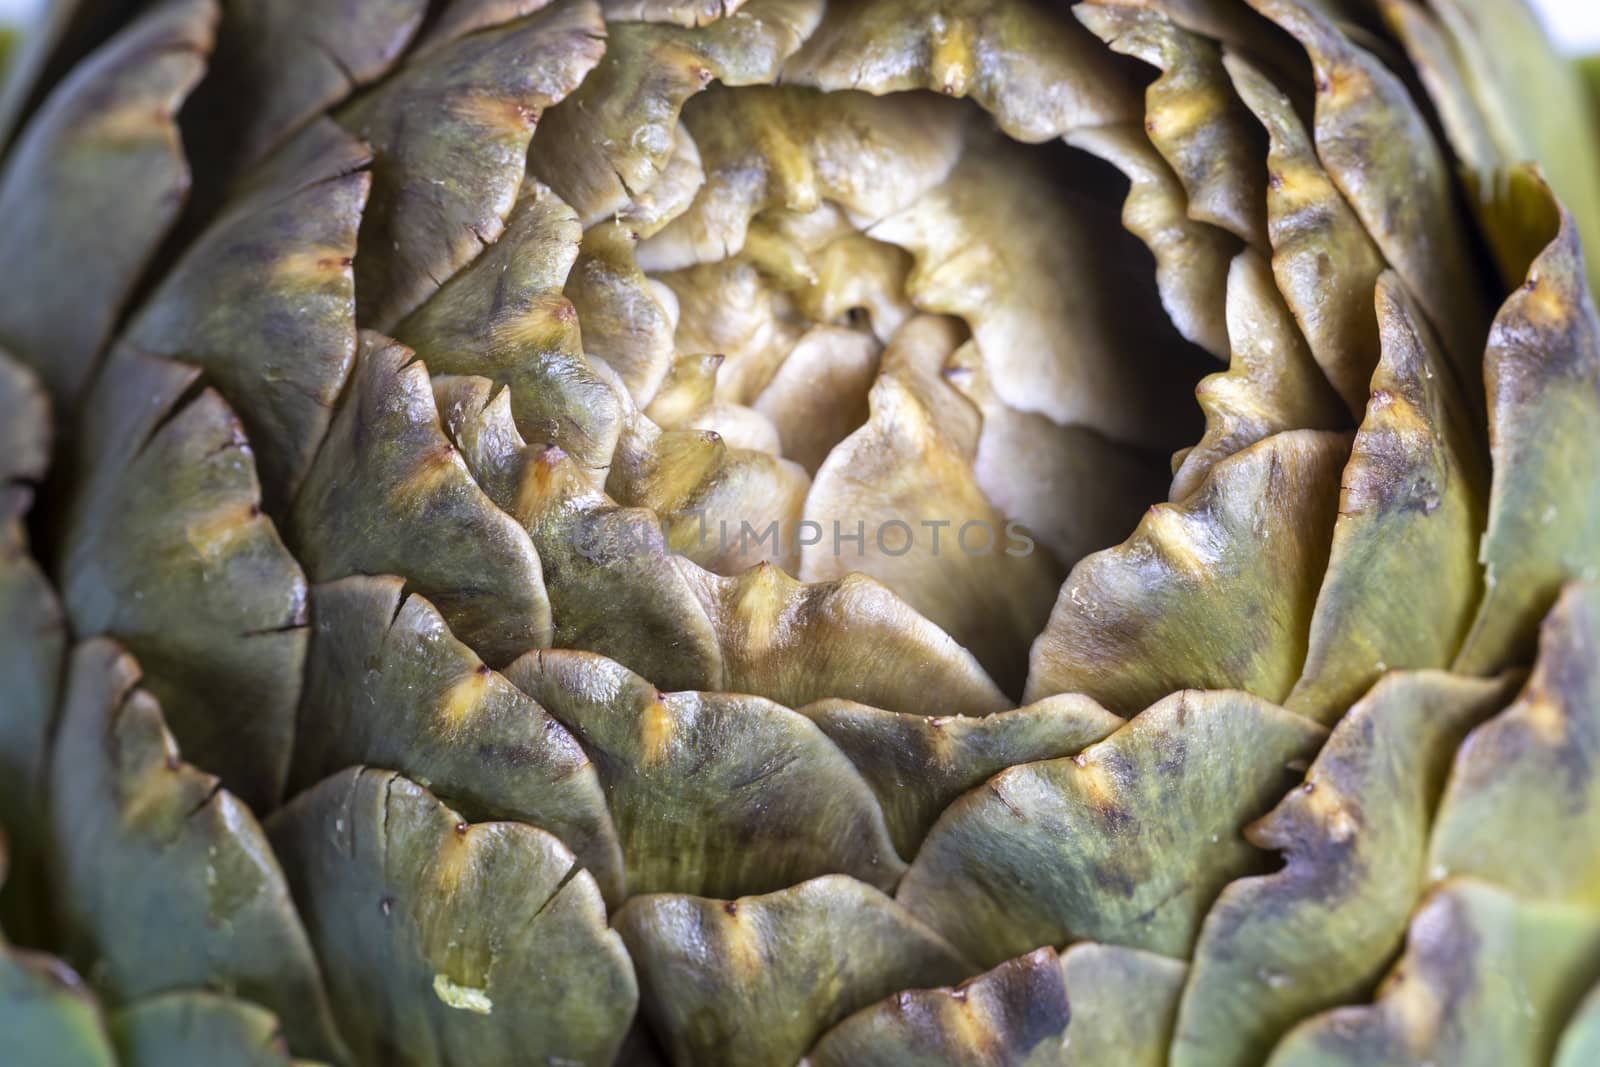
[1465,160,1567,306]
[110,993,314,1067]
[394,178,623,474]
[1385,0,1600,296]
[530,0,824,226]
[408,0,559,53]
[608,411,808,575]
[288,333,553,666]
[1246,0,1492,383]
[1266,879,1600,1067]
[267,768,638,1067]
[114,119,369,512]
[1454,189,1600,673]
[1093,0,1307,71]
[0,945,115,1067]
[293,575,623,905]
[566,223,680,408]
[1172,670,1517,1067]
[1170,249,1349,500]
[616,875,971,1067]
[337,0,605,329]
[524,465,726,688]
[0,0,215,404]
[0,347,47,487]
[1432,583,1600,906]
[1060,943,1187,1067]
[898,690,1326,967]
[802,947,1070,1067]
[684,561,1011,715]
[1378,0,1499,175]
[63,352,306,810]
[797,694,1122,860]
[433,378,725,690]
[0,352,61,942]
[1025,430,1349,712]
[504,647,906,897]
[1555,984,1600,1067]
[1222,51,1386,415]
[1078,1,1268,248]
[48,639,346,1062]
[1286,274,1487,722]
[616,120,704,241]
[782,0,1143,143]
[180,0,426,195]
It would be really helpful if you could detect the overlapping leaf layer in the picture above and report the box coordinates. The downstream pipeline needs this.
[2,0,1600,1064]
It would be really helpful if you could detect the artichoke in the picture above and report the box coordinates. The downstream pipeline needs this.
[2,0,1600,1063]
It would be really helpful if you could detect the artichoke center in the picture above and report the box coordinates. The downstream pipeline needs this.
[590,85,1210,694]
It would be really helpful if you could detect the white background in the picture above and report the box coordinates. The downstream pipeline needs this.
[0,0,39,21]
[1531,0,1600,52]
[0,0,1595,50]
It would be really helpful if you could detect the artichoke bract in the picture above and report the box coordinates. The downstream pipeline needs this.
[2,0,1599,1063]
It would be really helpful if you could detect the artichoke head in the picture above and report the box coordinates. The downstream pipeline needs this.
[2,0,1600,1065]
